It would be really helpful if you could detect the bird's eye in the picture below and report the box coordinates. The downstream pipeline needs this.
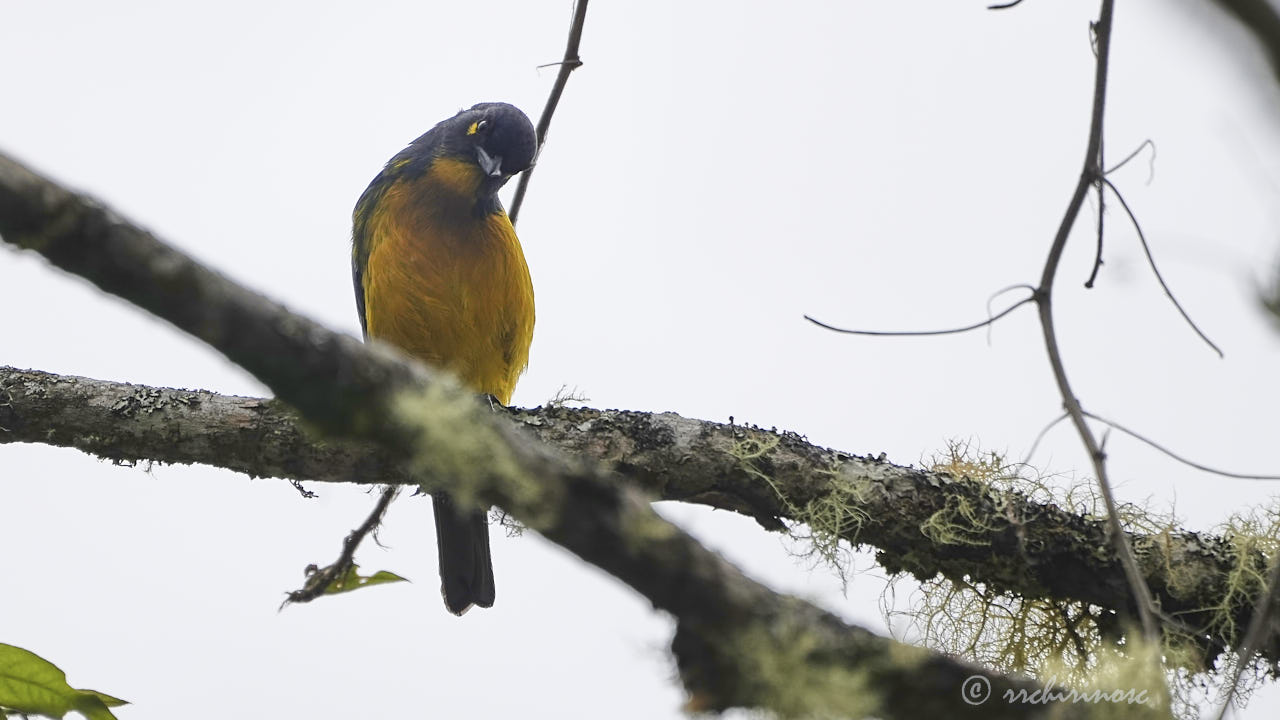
[467,119,490,136]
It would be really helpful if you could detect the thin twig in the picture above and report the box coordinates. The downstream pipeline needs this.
[1104,138,1156,181]
[804,294,1035,337]
[284,485,400,605]
[1081,411,1280,480]
[1033,0,1161,641]
[1100,176,1224,357]
[508,0,590,226]
[986,283,1038,343]
[289,477,317,498]
[1020,411,1069,468]
[1085,174,1106,288]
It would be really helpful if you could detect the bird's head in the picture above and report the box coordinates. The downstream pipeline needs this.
[377,102,536,217]
[402,102,535,206]
[450,102,537,184]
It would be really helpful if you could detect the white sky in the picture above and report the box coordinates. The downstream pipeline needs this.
[2,1,1280,718]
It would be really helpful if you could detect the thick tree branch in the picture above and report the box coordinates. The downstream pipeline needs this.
[0,152,1077,718]
[2,365,1277,674]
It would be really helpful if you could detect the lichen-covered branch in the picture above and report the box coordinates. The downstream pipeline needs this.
[0,152,1081,718]
[0,367,409,484]
[2,363,1278,676]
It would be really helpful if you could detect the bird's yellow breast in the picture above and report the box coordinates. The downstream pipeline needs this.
[360,163,534,405]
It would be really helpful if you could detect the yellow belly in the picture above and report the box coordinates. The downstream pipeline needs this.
[360,175,534,405]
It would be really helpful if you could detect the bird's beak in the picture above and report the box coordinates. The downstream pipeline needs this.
[476,146,504,178]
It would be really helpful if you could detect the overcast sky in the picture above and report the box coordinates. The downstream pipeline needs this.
[3,1,1280,718]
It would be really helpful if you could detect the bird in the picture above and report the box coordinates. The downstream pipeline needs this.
[351,102,537,615]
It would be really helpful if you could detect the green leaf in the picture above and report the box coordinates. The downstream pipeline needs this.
[0,643,127,720]
[322,564,409,595]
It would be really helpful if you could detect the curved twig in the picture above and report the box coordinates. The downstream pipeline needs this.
[1019,411,1069,468]
[805,293,1035,337]
[1100,176,1224,357]
[1104,138,1156,182]
[1081,411,1280,481]
[986,283,1038,343]
[508,0,590,226]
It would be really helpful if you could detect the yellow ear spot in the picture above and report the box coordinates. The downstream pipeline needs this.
[466,121,480,136]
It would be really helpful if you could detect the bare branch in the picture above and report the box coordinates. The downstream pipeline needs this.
[284,486,399,605]
[1100,176,1224,357]
[1032,0,1162,641]
[1104,138,1156,180]
[1085,175,1106,289]
[804,293,1035,337]
[1019,411,1070,468]
[508,0,590,226]
[1081,411,1280,481]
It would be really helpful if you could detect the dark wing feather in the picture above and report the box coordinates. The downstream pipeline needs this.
[351,178,385,339]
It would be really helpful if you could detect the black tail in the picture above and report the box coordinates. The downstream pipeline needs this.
[432,492,495,615]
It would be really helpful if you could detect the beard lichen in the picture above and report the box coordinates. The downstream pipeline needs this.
[732,431,1280,717]
[1199,505,1280,652]
[731,431,871,589]
[1036,634,1172,720]
[884,440,1280,719]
